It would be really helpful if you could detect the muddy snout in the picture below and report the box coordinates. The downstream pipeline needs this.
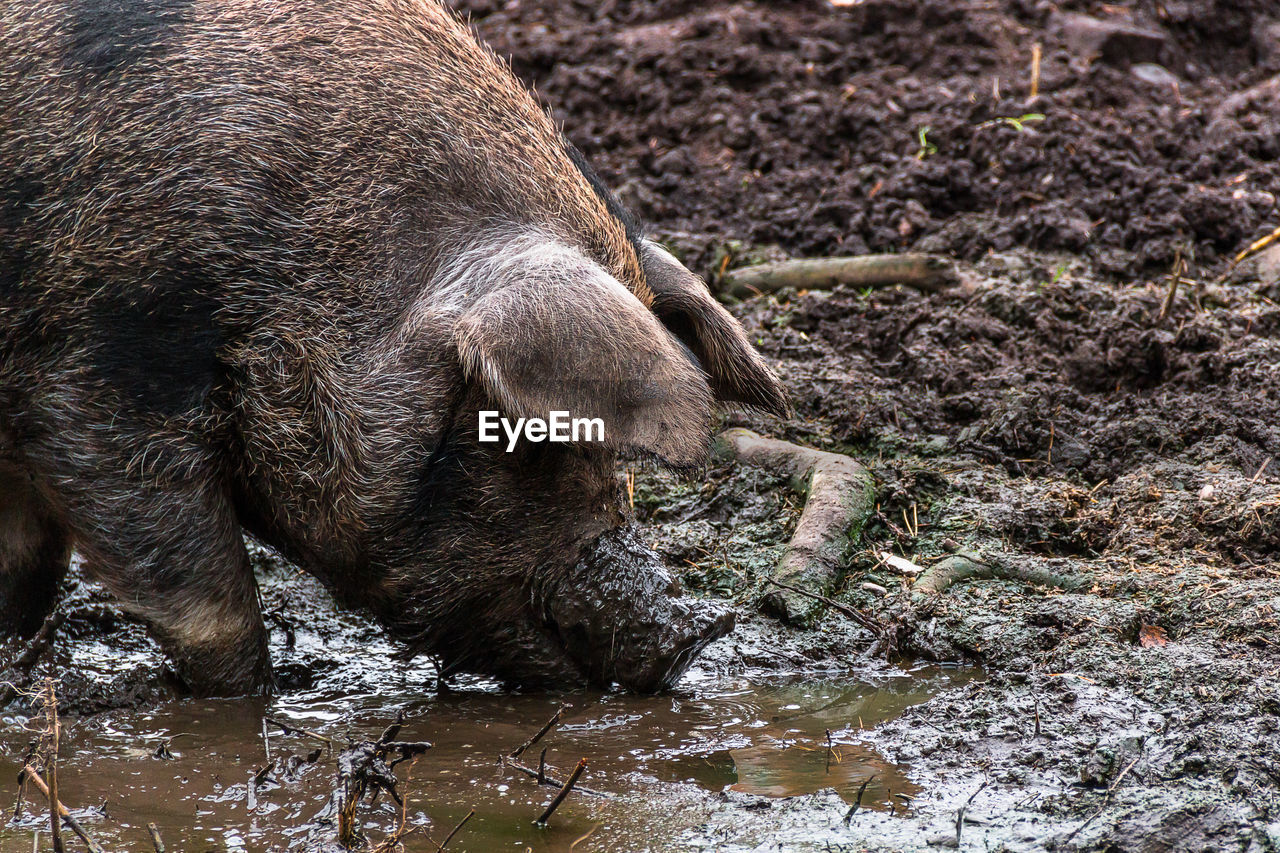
[620,593,735,693]
[547,526,735,692]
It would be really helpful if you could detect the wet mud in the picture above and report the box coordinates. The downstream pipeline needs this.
[0,552,974,852]
[5,0,1280,850]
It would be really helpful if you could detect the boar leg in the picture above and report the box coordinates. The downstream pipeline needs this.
[0,463,71,638]
[28,435,272,697]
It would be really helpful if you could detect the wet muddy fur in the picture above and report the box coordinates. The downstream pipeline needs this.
[0,0,783,696]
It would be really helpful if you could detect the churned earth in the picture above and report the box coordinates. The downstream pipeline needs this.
[4,0,1280,851]
[472,0,1280,848]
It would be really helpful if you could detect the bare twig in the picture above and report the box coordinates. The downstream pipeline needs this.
[505,760,609,798]
[0,615,67,707]
[722,253,959,300]
[1068,754,1141,841]
[1226,223,1280,273]
[19,766,106,853]
[433,809,474,852]
[764,579,879,633]
[536,758,587,826]
[714,428,877,627]
[147,823,166,853]
[956,779,990,846]
[264,717,332,749]
[509,706,568,759]
[1029,43,1042,100]
[844,774,878,825]
[44,679,63,853]
[1157,247,1187,325]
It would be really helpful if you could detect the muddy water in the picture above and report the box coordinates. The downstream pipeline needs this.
[0,664,973,852]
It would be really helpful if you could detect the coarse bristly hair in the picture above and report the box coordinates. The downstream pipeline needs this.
[0,0,786,695]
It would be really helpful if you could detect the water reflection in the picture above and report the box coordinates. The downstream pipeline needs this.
[0,665,974,852]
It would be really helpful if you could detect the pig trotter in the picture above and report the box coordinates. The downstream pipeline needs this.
[713,428,876,628]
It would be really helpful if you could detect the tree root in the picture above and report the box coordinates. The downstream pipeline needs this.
[911,552,1088,598]
[723,253,958,300]
[713,428,876,627]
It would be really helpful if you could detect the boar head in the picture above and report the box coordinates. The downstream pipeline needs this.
[371,234,786,692]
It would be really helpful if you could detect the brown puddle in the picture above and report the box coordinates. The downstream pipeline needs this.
[0,664,974,852]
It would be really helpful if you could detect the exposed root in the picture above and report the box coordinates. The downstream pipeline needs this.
[714,428,876,627]
[911,552,1088,598]
[331,723,431,848]
[722,253,959,300]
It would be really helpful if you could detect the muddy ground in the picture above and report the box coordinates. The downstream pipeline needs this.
[5,0,1280,850]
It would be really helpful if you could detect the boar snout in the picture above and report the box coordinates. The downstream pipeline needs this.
[545,526,735,692]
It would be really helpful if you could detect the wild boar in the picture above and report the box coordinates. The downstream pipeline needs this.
[0,0,787,695]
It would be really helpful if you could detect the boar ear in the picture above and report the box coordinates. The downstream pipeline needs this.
[454,248,716,468]
[640,242,789,417]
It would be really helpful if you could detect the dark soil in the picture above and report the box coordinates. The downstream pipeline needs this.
[455,0,1280,276]
[447,0,1280,847]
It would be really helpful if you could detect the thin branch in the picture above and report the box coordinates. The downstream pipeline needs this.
[535,758,587,826]
[723,253,959,300]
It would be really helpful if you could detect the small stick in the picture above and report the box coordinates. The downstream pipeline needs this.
[147,823,166,853]
[45,679,63,853]
[536,758,587,826]
[13,769,26,822]
[265,717,332,748]
[764,579,879,633]
[252,759,276,790]
[722,253,958,300]
[844,774,877,824]
[956,779,989,846]
[434,809,474,852]
[537,748,547,785]
[7,614,66,673]
[1029,43,1042,100]
[825,730,834,774]
[1227,223,1280,273]
[1068,755,1141,841]
[506,760,608,798]
[509,705,568,759]
[19,766,106,853]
